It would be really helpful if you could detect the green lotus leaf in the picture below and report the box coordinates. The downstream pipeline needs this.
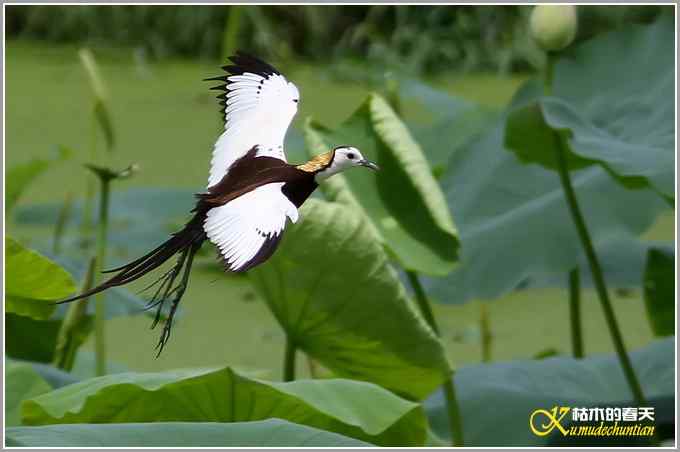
[426,338,674,446]
[505,17,674,198]
[427,80,668,304]
[6,360,52,426]
[6,420,372,447]
[6,237,76,320]
[22,366,426,446]
[304,92,458,276]
[249,199,452,400]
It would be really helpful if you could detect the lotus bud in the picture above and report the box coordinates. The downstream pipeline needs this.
[530,5,578,52]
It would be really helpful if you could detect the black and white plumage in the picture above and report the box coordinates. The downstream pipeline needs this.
[203,52,302,271]
[207,52,300,187]
[204,182,297,272]
[59,52,378,354]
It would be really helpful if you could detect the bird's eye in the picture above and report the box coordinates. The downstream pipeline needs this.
[347,153,355,160]
[293,99,299,103]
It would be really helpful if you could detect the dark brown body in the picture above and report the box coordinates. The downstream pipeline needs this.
[198,146,318,209]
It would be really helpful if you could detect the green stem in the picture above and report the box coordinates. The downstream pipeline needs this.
[543,52,555,94]
[283,336,296,382]
[80,116,99,239]
[406,271,464,446]
[94,178,111,376]
[544,50,643,403]
[442,380,464,446]
[568,268,584,359]
[554,137,645,405]
[479,303,492,362]
[406,271,438,334]
[54,257,96,371]
[81,179,95,239]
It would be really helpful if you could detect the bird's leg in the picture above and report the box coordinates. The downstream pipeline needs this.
[154,242,199,357]
[138,266,176,300]
[154,285,184,357]
[149,247,189,329]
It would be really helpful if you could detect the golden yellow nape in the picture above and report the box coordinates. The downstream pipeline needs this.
[296,151,334,173]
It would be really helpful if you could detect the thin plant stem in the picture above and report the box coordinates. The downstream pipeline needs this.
[406,271,438,334]
[442,380,463,443]
[406,271,464,446]
[54,257,96,371]
[544,52,645,405]
[568,268,584,359]
[554,137,645,405]
[80,116,99,239]
[94,178,111,376]
[283,336,296,382]
[479,303,492,362]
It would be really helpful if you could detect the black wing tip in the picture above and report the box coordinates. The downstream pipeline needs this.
[227,50,280,77]
[203,51,281,125]
[203,50,280,84]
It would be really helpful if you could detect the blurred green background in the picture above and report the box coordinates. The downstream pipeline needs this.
[5,4,673,378]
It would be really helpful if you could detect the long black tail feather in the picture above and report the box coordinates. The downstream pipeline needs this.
[57,213,206,355]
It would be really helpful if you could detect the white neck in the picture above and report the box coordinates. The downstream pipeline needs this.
[314,163,348,182]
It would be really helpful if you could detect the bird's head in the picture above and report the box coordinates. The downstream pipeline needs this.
[308,146,379,181]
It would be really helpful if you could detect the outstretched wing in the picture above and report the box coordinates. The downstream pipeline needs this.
[205,52,300,188]
[203,183,298,272]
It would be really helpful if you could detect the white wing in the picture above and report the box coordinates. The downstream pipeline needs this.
[203,183,299,272]
[206,53,300,188]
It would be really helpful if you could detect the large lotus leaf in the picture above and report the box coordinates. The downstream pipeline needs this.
[24,361,80,389]
[425,80,668,304]
[6,237,76,319]
[22,367,425,446]
[643,246,675,336]
[399,79,498,174]
[504,98,593,171]
[304,93,458,276]
[17,354,125,390]
[426,338,674,446]
[248,199,451,400]
[6,420,372,447]
[506,18,674,198]
[527,236,673,290]
[6,360,52,426]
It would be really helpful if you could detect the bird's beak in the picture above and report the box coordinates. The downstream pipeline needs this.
[359,159,380,171]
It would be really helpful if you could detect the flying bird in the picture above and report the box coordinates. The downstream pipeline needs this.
[59,52,378,354]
